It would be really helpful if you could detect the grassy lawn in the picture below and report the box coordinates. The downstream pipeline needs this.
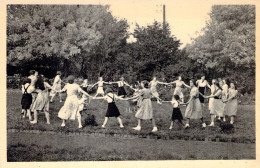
[7,89,255,142]
[7,132,255,161]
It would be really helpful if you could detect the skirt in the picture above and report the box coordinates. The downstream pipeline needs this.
[208,98,214,110]
[106,102,120,117]
[184,98,202,119]
[21,94,32,109]
[50,83,61,96]
[58,95,81,120]
[118,87,127,96]
[151,87,159,98]
[172,108,183,121]
[135,98,153,120]
[210,98,224,117]
[198,87,205,103]
[97,87,104,95]
[174,87,183,99]
[31,91,49,112]
[225,99,238,116]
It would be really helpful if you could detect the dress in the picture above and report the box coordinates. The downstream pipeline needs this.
[50,75,62,96]
[225,89,238,116]
[105,93,120,117]
[30,82,51,112]
[97,81,104,95]
[118,81,127,96]
[135,88,153,120]
[197,79,208,103]
[58,84,84,120]
[21,84,33,109]
[171,100,183,121]
[184,87,202,119]
[208,85,216,110]
[150,81,159,97]
[210,89,224,117]
[174,81,184,98]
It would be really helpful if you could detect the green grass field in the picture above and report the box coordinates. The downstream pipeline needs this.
[6,89,256,160]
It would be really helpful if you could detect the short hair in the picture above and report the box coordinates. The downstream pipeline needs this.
[142,80,149,88]
[29,70,36,75]
[67,75,75,84]
[57,71,61,75]
[190,79,197,87]
[22,78,31,85]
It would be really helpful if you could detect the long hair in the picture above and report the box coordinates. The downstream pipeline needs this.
[35,75,45,90]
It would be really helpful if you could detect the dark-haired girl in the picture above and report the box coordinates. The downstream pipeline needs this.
[57,75,92,128]
[183,80,206,128]
[203,82,225,126]
[30,75,55,124]
[196,75,210,104]
[128,80,161,132]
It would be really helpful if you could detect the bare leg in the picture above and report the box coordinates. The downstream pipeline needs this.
[27,109,32,120]
[185,118,190,128]
[61,119,65,127]
[30,110,38,124]
[22,109,26,118]
[169,121,173,129]
[44,111,50,124]
[102,117,108,127]
[77,114,82,128]
[209,115,215,126]
[59,93,62,102]
[151,119,158,132]
[230,116,235,124]
[117,117,124,128]
[133,119,141,130]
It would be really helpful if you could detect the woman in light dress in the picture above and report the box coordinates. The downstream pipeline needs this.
[91,77,110,97]
[149,76,168,103]
[128,80,161,132]
[168,76,190,103]
[50,71,62,103]
[222,79,229,121]
[207,79,217,111]
[224,82,238,124]
[183,80,206,128]
[203,81,225,126]
[57,75,92,128]
[30,75,56,124]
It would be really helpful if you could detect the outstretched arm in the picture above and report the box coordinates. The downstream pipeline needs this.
[157,81,169,85]
[168,80,177,85]
[183,82,191,89]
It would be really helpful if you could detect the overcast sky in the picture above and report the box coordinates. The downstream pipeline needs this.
[109,1,212,48]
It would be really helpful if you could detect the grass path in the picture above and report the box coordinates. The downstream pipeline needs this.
[7,132,255,161]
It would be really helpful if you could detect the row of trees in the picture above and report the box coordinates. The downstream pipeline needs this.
[7,5,255,94]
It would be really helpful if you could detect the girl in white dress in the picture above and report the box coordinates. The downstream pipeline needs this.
[50,71,62,103]
[91,77,110,97]
[183,80,206,128]
[30,75,56,124]
[203,82,225,127]
[222,79,229,122]
[149,76,168,103]
[28,70,38,106]
[207,79,217,111]
[57,75,92,128]
[168,76,190,103]
[224,82,238,124]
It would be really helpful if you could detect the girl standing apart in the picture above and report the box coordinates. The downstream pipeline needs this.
[128,81,161,132]
[21,78,34,120]
[91,77,110,97]
[149,76,168,104]
[57,75,92,128]
[162,95,185,129]
[196,75,210,104]
[93,88,126,128]
[50,71,62,103]
[30,75,55,124]
[224,82,238,124]
[168,76,190,103]
[203,82,225,127]
[183,80,206,128]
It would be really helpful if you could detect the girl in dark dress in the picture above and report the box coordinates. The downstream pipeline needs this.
[21,78,33,120]
[93,88,128,128]
[163,95,184,129]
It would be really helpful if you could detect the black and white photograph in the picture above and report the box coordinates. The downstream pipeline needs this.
[1,0,258,165]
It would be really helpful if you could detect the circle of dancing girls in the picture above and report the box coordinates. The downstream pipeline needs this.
[30,75,57,124]
[183,79,206,128]
[167,75,190,103]
[93,88,127,128]
[57,75,92,128]
[50,71,62,103]
[128,80,162,132]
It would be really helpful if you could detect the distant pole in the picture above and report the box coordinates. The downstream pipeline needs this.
[163,4,166,31]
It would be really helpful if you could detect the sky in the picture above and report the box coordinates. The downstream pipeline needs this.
[109,1,213,48]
